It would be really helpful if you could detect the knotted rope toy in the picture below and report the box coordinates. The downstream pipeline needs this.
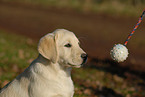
[110,9,145,62]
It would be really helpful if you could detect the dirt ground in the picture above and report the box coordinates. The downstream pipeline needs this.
[0,2,145,77]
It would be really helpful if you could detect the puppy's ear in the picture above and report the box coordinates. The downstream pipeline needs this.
[38,34,57,63]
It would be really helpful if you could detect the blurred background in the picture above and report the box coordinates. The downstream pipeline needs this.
[0,0,145,97]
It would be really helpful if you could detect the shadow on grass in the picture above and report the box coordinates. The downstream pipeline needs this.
[90,86,123,97]
[86,57,145,81]
[75,78,123,97]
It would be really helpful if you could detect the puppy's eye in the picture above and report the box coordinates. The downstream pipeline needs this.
[64,43,72,48]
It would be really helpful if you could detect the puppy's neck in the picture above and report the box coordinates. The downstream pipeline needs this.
[35,54,72,77]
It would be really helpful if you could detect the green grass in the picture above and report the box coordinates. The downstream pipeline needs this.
[1,0,145,17]
[0,30,144,97]
[0,30,37,82]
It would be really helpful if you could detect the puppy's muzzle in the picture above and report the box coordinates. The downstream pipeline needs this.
[81,53,88,65]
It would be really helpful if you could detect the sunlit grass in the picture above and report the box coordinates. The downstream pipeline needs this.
[0,30,37,83]
[1,0,145,17]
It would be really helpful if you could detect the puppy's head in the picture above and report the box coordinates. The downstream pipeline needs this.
[38,29,87,68]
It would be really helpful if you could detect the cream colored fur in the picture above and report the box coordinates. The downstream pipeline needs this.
[0,29,86,97]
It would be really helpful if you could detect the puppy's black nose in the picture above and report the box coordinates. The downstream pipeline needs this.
[81,53,88,63]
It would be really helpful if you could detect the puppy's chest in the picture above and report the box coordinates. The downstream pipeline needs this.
[55,76,74,93]
[32,74,74,97]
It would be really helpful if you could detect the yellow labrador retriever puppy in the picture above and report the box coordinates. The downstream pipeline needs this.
[0,29,87,97]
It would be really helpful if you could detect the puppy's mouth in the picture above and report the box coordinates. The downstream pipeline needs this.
[68,63,82,68]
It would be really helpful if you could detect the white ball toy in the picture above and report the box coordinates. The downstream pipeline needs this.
[109,10,145,62]
[110,44,129,62]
